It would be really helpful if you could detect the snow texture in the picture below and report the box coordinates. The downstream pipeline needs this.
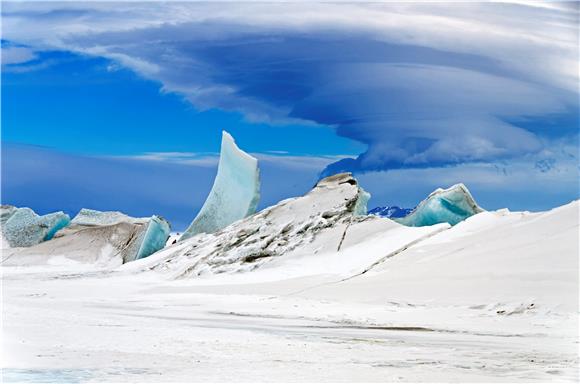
[180,131,260,241]
[395,183,484,226]
[0,206,70,247]
[2,200,578,382]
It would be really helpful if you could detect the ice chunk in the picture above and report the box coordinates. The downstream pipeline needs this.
[180,131,260,241]
[1,207,70,247]
[71,208,144,226]
[55,209,171,263]
[135,215,171,260]
[395,183,484,227]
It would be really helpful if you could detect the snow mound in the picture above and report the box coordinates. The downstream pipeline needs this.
[129,173,380,278]
[180,131,260,241]
[0,205,70,248]
[395,183,484,226]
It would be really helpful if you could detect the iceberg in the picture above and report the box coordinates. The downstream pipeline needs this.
[3,209,171,265]
[1,206,70,247]
[180,131,260,241]
[135,215,171,260]
[395,183,484,227]
[58,209,171,263]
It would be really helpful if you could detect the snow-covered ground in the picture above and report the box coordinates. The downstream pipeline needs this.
[2,201,578,382]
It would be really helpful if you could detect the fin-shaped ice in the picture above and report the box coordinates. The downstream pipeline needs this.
[1,207,70,247]
[395,183,484,227]
[136,215,171,260]
[180,131,260,241]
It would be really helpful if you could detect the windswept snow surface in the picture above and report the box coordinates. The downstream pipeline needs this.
[396,183,484,227]
[1,199,578,382]
[180,131,260,241]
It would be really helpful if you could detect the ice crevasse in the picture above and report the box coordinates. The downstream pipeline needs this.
[180,131,260,241]
[395,183,484,227]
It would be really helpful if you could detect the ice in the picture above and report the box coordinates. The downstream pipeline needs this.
[71,208,145,226]
[395,183,484,227]
[135,215,171,260]
[3,209,171,265]
[128,173,396,278]
[1,207,70,247]
[180,131,260,241]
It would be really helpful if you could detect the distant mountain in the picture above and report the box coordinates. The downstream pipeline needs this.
[368,206,413,218]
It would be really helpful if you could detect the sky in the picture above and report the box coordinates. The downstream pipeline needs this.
[1,1,579,230]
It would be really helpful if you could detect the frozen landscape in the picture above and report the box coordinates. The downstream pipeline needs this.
[1,132,578,383]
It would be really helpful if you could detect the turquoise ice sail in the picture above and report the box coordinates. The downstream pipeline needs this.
[180,131,260,241]
[136,215,171,260]
[395,183,483,227]
[1,207,70,247]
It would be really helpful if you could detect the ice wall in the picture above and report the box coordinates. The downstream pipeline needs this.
[180,131,260,241]
[1,207,70,247]
[395,183,483,227]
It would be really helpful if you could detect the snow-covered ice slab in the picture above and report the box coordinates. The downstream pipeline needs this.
[0,206,70,248]
[2,209,170,266]
[180,131,260,241]
[70,208,145,226]
[395,183,484,226]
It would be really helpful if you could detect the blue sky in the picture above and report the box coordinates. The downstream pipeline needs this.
[1,2,579,229]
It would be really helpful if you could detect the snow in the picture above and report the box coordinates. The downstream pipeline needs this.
[395,183,484,226]
[180,131,260,241]
[1,181,578,381]
[0,206,70,247]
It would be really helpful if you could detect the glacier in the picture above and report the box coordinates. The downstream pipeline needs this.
[395,183,484,227]
[135,215,171,260]
[0,206,70,248]
[180,131,260,241]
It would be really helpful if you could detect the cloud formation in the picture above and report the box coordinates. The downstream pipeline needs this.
[2,2,578,173]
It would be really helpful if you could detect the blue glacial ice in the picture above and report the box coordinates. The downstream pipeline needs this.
[180,131,260,241]
[394,183,483,227]
[136,215,171,260]
[1,207,70,247]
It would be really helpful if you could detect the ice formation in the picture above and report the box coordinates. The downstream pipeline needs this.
[395,183,484,227]
[135,215,171,260]
[180,131,260,241]
[70,208,144,226]
[131,173,379,278]
[0,206,70,248]
[2,209,170,265]
[58,209,171,262]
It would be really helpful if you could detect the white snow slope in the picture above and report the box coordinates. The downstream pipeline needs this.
[1,193,578,382]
